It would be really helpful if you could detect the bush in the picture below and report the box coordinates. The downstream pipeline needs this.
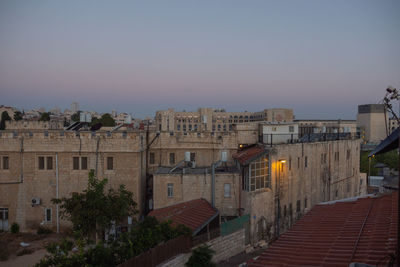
[11,222,19,234]
[185,245,216,267]
[37,226,53,235]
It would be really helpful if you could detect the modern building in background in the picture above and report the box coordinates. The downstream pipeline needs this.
[70,102,79,114]
[357,104,389,144]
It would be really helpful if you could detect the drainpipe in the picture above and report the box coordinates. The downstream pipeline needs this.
[211,160,222,208]
[56,153,59,233]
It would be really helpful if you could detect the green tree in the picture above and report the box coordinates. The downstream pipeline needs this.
[13,111,23,121]
[52,170,138,243]
[100,113,115,127]
[39,112,51,121]
[71,111,80,122]
[0,111,11,130]
[360,150,398,176]
[185,245,216,267]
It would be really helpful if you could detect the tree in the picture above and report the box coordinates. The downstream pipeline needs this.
[100,113,115,127]
[13,111,23,121]
[71,111,81,122]
[0,111,11,130]
[185,245,216,267]
[39,112,51,121]
[52,170,138,243]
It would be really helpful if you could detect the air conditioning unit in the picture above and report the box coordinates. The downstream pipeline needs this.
[31,198,41,206]
[188,161,196,168]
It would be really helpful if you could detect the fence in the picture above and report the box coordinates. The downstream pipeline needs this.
[119,235,192,267]
[262,132,360,147]
[192,227,221,247]
[221,214,250,236]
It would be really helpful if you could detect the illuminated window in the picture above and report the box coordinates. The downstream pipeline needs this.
[245,155,270,191]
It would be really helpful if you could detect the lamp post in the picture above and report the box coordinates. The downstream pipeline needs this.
[276,159,286,236]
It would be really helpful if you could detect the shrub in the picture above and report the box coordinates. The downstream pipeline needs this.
[37,226,53,235]
[185,245,216,267]
[10,222,19,234]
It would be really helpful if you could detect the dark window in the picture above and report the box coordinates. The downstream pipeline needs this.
[45,208,52,222]
[296,200,301,212]
[73,157,79,170]
[304,156,308,168]
[47,157,53,170]
[150,153,155,164]
[347,149,351,160]
[304,198,307,208]
[107,157,113,170]
[81,157,88,170]
[38,157,45,170]
[190,152,195,161]
[283,205,287,217]
[169,153,175,165]
[2,156,9,170]
[297,157,300,169]
[289,157,291,170]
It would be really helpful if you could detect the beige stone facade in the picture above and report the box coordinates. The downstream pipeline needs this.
[5,120,64,130]
[0,130,146,232]
[152,137,366,244]
[357,104,389,143]
[155,108,293,133]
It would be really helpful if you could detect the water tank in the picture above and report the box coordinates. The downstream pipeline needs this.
[185,151,191,162]
[221,151,227,162]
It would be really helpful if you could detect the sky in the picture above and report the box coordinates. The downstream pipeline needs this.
[0,0,399,119]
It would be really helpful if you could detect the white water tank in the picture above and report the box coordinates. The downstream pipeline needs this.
[185,151,191,162]
[221,151,227,162]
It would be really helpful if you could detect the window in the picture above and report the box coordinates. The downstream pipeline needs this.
[289,157,291,171]
[73,157,79,170]
[224,184,231,197]
[245,155,270,191]
[46,157,53,170]
[296,200,301,212]
[346,149,351,160]
[38,157,45,170]
[177,124,181,131]
[150,153,155,164]
[45,208,52,222]
[107,157,113,170]
[289,126,294,133]
[190,152,195,162]
[304,156,308,168]
[335,152,339,161]
[2,156,9,170]
[81,157,88,170]
[283,205,287,217]
[189,124,192,131]
[169,153,175,165]
[297,157,300,169]
[304,198,307,208]
[167,183,173,197]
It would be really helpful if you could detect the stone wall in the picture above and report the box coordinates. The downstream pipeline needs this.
[0,130,146,232]
[159,228,245,267]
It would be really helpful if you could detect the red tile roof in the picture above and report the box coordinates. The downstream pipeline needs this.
[232,145,266,165]
[148,199,219,235]
[249,193,398,267]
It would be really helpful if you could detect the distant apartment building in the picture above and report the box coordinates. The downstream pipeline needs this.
[5,120,63,130]
[357,104,389,144]
[154,108,293,133]
[70,102,79,113]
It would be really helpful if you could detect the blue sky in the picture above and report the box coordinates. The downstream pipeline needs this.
[0,0,399,118]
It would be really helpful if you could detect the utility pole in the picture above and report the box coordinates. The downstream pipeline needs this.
[382,86,400,264]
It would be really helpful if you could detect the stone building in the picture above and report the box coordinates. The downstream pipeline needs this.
[150,129,365,244]
[5,120,64,130]
[154,108,293,133]
[0,129,146,232]
[357,104,389,144]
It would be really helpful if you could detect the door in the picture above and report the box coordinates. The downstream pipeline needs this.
[0,208,9,231]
